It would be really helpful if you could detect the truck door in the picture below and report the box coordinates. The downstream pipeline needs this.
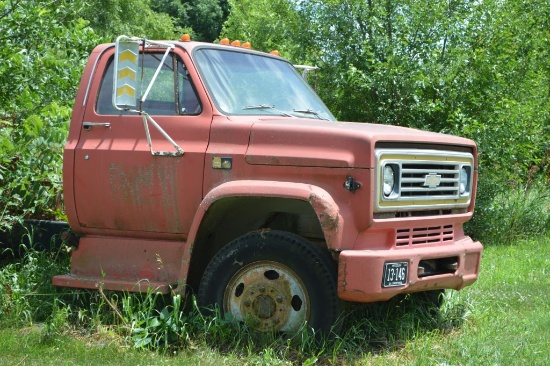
[72,46,210,237]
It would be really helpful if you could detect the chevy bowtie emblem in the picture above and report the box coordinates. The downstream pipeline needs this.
[423,173,442,188]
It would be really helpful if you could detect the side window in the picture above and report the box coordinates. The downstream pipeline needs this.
[179,65,202,115]
[96,53,201,116]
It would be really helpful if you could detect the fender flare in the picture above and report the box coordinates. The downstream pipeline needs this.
[199,180,344,247]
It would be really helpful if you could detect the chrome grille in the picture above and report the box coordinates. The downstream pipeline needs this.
[375,149,474,212]
[400,163,460,197]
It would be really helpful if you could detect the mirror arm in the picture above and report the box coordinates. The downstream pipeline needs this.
[141,112,184,157]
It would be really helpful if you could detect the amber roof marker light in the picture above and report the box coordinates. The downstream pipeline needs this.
[180,34,191,42]
[217,38,253,49]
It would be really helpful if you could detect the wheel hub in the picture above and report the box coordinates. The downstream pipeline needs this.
[240,281,291,330]
[224,261,309,333]
[252,294,276,319]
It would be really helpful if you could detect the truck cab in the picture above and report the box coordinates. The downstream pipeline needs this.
[53,36,482,334]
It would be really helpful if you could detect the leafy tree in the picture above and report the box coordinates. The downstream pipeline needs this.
[221,0,308,56]
[224,0,549,183]
[81,0,178,40]
[0,0,227,229]
[0,0,101,227]
[151,0,229,41]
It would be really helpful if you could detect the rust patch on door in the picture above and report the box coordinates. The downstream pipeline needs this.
[107,162,182,233]
[109,163,155,206]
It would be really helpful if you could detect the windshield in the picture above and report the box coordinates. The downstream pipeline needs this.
[194,48,336,121]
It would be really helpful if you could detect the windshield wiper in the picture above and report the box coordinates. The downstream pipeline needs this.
[243,104,292,117]
[292,108,329,120]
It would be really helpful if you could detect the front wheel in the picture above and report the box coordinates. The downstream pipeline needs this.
[197,230,342,334]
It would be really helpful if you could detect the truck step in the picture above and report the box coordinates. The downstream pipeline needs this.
[52,273,174,294]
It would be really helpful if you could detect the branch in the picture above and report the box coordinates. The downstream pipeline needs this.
[0,0,23,21]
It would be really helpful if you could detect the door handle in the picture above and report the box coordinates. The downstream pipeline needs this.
[83,122,111,130]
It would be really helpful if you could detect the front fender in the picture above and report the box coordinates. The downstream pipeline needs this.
[175,180,347,294]
[197,180,344,248]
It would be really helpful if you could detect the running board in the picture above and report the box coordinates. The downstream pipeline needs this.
[53,274,174,294]
[51,236,185,295]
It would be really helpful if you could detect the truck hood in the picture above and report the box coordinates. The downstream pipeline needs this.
[245,119,476,168]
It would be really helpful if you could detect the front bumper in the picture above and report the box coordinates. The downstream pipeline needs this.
[337,236,482,302]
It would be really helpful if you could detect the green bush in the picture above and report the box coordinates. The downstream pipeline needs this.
[0,2,101,229]
[0,239,70,327]
[467,179,550,245]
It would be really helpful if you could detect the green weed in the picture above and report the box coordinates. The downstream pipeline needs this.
[2,213,549,364]
[120,290,186,349]
[468,180,550,245]
[0,232,483,363]
[1,236,549,364]
[0,232,70,327]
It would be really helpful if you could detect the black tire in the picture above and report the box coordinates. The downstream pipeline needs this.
[424,289,445,307]
[197,230,342,334]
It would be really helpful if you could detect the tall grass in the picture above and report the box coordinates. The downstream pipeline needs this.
[0,231,69,327]
[4,235,548,365]
[468,180,550,245]
[0,235,473,363]
[15,284,473,364]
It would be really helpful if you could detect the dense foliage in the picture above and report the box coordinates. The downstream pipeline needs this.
[0,0,100,229]
[223,1,550,186]
[151,0,230,42]
[1,0,549,242]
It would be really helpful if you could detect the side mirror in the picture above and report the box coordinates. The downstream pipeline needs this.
[113,36,140,110]
[110,35,183,156]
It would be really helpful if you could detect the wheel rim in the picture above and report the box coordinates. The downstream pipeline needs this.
[223,260,310,333]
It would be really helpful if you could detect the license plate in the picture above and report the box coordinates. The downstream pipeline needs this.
[382,261,408,288]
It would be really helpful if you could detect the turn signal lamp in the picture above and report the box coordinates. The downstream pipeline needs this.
[180,34,191,42]
[220,38,230,45]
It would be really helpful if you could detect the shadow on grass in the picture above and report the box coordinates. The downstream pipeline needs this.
[338,291,469,348]
[47,289,471,364]
[178,290,472,364]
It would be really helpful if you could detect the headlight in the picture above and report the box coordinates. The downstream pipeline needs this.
[383,165,396,197]
[459,166,470,195]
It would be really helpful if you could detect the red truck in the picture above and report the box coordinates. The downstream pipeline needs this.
[53,35,482,334]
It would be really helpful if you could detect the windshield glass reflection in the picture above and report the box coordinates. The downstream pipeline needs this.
[194,48,336,121]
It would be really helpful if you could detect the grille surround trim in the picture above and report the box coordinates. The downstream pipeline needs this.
[375,149,474,212]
